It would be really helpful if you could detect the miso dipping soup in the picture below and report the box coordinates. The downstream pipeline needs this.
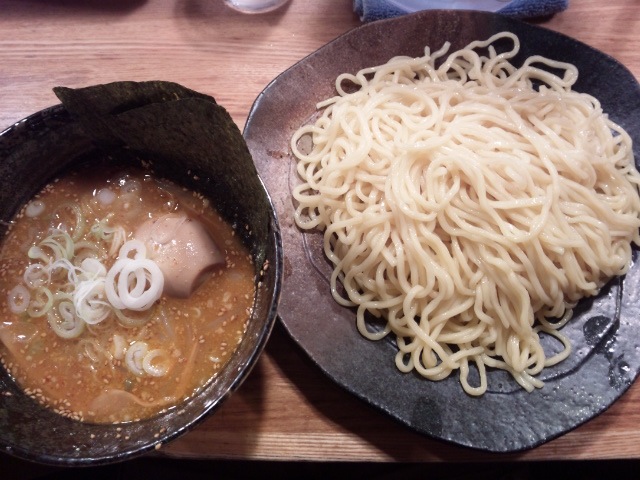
[0,163,256,423]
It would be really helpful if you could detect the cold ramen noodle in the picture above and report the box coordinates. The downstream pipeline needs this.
[291,32,640,396]
[0,165,255,422]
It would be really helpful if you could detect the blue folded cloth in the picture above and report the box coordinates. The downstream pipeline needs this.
[354,0,569,22]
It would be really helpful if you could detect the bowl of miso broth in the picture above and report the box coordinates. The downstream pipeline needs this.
[0,81,282,465]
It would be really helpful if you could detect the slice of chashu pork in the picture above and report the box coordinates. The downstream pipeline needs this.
[134,213,223,298]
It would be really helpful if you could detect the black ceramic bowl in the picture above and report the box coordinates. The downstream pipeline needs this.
[0,81,283,466]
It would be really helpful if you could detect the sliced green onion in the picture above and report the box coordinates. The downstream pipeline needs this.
[142,349,171,377]
[7,284,30,314]
[125,341,148,376]
[47,300,85,339]
[51,202,85,241]
[26,287,53,318]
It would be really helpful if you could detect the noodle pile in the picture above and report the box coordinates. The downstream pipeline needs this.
[290,32,640,395]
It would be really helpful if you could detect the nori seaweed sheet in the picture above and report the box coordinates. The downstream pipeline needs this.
[52,81,271,260]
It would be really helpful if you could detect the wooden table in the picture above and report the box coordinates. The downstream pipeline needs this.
[1,0,640,463]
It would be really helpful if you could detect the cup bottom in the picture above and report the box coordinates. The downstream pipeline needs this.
[224,0,290,14]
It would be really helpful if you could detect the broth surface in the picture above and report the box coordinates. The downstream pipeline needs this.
[0,165,255,423]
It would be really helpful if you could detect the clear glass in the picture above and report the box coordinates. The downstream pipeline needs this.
[224,0,290,14]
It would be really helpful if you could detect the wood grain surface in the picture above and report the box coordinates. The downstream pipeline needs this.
[1,0,640,463]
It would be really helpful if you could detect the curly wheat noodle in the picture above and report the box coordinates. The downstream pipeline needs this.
[290,31,640,396]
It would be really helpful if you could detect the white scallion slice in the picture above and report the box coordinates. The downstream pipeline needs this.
[7,284,30,314]
[125,341,148,376]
